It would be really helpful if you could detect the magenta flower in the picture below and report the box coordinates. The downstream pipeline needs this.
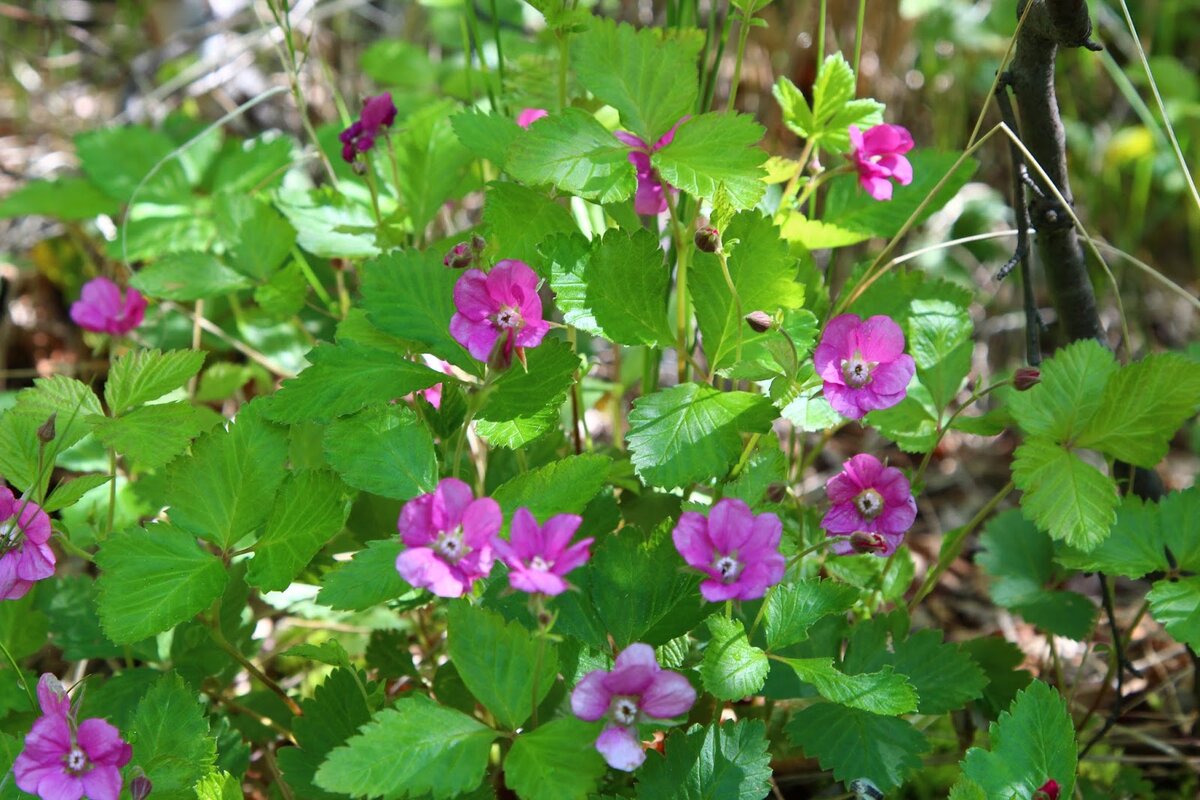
[338,92,397,163]
[14,674,132,800]
[570,643,696,771]
[395,478,500,597]
[493,508,593,596]
[813,313,915,419]
[449,260,550,367]
[849,124,914,201]
[614,117,688,215]
[69,277,146,337]
[672,499,785,602]
[0,486,55,601]
[516,108,548,128]
[821,454,917,556]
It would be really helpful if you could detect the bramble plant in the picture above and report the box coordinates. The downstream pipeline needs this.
[1,0,1199,798]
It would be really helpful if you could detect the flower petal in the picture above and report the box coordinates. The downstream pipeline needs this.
[672,512,715,570]
[433,478,476,530]
[595,725,645,771]
[77,718,131,767]
[640,670,696,718]
[508,507,542,560]
[540,514,582,558]
[453,269,494,321]
[396,547,464,597]
[398,493,435,546]
[570,670,612,721]
[855,316,906,363]
[707,498,755,554]
[462,498,502,548]
[80,765,124,800]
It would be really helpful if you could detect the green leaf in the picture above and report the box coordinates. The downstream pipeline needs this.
[452,109,522,168]
[504,718,606,800]
[255,261,308,319]
[211,133,296,194]
[652,113,766,211]
[105,348,207,415]
[0,177,117,220]
[948,778,987,800]
[1076,352,1200,466]
[475,338,579,449]
[1012,439,1118,551]
[884,630,988,714]
[43,473,112,513]
[214,194,296,280]
[690,212,804,371]
[75,125,191,203]
[507,108,636,203]
[637,721,773,800]
[96,524,229,644]
[322,405,437,500]
[960,681,1077,799]
[164,402,289,549]
[315,694,498,800]
[395,102,475,234]
[1161,486,1200,571]
[0,591,49,660]
[765,579,859,651]
[572,18,702,142]
[132,252,253,301]
[482,182,578,271]
[194,771,242,800]
[246,470,349,592]
[1147,576,1200,649]
[1008,339,1118,443]
[779,657,918,715]
[545,229,674,346]
[701,616,769,701]
[776,371,841,432]
[774,55,883,153]
[778,211,866,250]
[277,187,380,259]
[14,374,103,451]
[864,381,941,453]
[129,674,217,800]
[959,638,1033,719]
[906,299,973,412]
[263,342,445,424]
[786,703,928,790]
[360,248,480,375]
[43,575,155,661]
[317,539,418,611]
[627,384,777,489]
[90,402,220,471]
[280,640,353,670]
[491,453,611,521]
[447,603,558,730]
[278,668,375,800]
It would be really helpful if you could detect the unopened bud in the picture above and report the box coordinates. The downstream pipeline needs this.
[130,771,153,800]
[1013,366,1041,391]
[849,531,889,554]
[765,483,788,504]
[351,160,367,176]
[694,226,721,254]
[1032,779,1060,800]
[744,311,774,334]
[469,233,487,253]
[37,413,57,444]
[443,242,475,269]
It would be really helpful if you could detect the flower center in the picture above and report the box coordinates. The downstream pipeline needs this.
[529,555,551,572]
[712,554,744,584]
[492,305,523,331]
[853,488,885,521]
[433,526,468,564]
[840,351,876,388]
[63,746,90,775]
[610,696,639,726]
[0,519,20,550]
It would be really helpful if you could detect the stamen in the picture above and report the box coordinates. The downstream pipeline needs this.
[853,488,885,521]
[611,696,639,726]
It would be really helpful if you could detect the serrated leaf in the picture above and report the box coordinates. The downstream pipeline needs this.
[246,470,349,592]
[507,109,637,203]
[1161,486,1200,571]
[779,658,918,715]
[317,539,418,611]
[885,630,988,714]
[864,379,941,453]
[452,109,522,168]
[278,668,375,800]
[651,113,766,210]
[906,299,973,412]
[636,721,773,800]
[701,616,769,701]
[765,579,859,651]
[1012,439,1118,551]
[164,403,289,549]
[96,523,229,644]
[0,591,49,660]
[1008,339,1117,444]
[129,674,217,800]
[504,718,606,800]
[960,681,1077,799]
[475,338,579,449]
[959,638,1033,719]
[75,125,191,203]
[314,694,498,800]
[545,229,674,346]
[491,453,611,521]
[105,349,207,414]
[322,405,437,500]
[628,384,778,490]
[447,603,558,730]
[90,402,220,471]
[194,770,241,800]
[15,374,103,450]
[1075,352,1200,466]
[132,252,253,301]
[1147,576,1200,649]
[786,703,928,790]
[214,194,296,281]
[482,182,578,271]
[263,342,445,424]
[395,102,475,234]
[572,18,702,142]
[211,133,295,194]
[0,177,116,220]
[775,54,884,154]
[43,473,112,513]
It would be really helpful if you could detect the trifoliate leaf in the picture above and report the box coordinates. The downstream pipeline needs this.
[906,298,973,413]
[701,616,769,701]
[884,630,988,714]
[131,252,252,301]
[214,193,295,281]
[637,721,773,800]
[786,703,928,790]
[394,101,474,234]
[504,718,606,800]
[90,401,221,471]
[1012,439,1118,551]
[958,637,1033,719]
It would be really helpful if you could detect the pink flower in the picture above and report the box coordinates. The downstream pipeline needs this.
[395,478,501,597]
[14,674,132,800]
[672,499,785,602]
[516,108,548,128]
[813,313,915,419]
[821,454,917,556]
[1033,780,1061,800]
[570,643,696,771]
[849,123,914,201]
[338,92,397,163]
[614,117,688,215]
[0,486,55,601]
[69,277,146,337]
[415,355,454,410]
[449,260,550,367]
[493,508,593,596]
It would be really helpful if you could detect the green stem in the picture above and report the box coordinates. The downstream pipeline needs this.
[787,536,842,567]
[290,247,335,309]
[816,0,827,61]
[487,0,507,109]
[0,638,35,711]
[913,379,1008,488]
[362,155,384,227]
[105,448,117,540]
[715,250,744,363]
[746,586,772,641]
[207,609,302,716]
[853,0,868,78]
[557,32,570,110]
[463,0,498,111]
[728,433,762,482]
[666,193,693,384]
[725,5,754,112]
[702,14,733,113]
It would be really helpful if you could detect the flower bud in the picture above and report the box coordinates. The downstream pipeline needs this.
[765,483,788,504]
[849,531,888,554]
[1013,366,1041,391]
[744,311,774,334]
[469,234,487,253]
[37,413,57,444]
[1032,779,1060,800]
[130,771,153,800]
[694,226,721,254]
[443,242,475,269]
